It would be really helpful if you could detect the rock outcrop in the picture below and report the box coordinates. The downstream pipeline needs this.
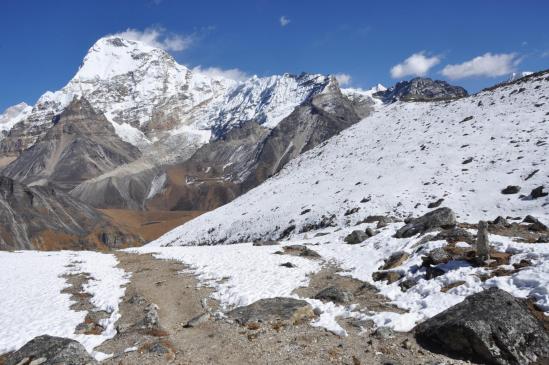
[415,288,549,365]
[376,77,467,102]
[4,335,97,365]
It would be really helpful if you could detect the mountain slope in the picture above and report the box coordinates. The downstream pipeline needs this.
[150,70,549,246]
[0,176,141,250]
[145,77,364,211]
[3,98,141,191]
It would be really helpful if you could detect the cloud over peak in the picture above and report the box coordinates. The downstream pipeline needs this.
[334,73,352,86]
[390,52,441,79]
[193,66,250,82]
[441,53,521,79]
[113,27,193,52]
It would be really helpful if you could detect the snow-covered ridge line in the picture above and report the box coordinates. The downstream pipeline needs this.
[0,35,339,151]
[148,69,549,247]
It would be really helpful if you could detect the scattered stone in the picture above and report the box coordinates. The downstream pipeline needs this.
[4,335,97,365]
[395,208,456,238]
[475,221,490,262]
[432,227,474,244]
[365,227,376,237]
[282,245,321,258]
[184,312,210,328]
[280,262,297,268]
[491,216,510,227]
[402,338,413,350]
[344,230,369,244]
[142,303,160,328]
[372,271,404,284]
[314,286,354,304]
[399,278,419,292]
[501,185,521,194]
[227,297,315,325]
[381,251,410,270]
[523,215,547,232]
[313,232,329,237]
[252,239,279,246]
[344,207,360,216]
[440,280,466,293]
[373,326,394,339]
[427,198,444,208]
[422,247,452,266]
[530,186,548,199]
[424,266,445,280]
[462,157,473,164]
[415,288,549,365]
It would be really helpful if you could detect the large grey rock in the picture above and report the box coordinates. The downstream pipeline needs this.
[4,335,97,365]
[375,77,467,102]
[395,208,456,238]
[227,297,315,325]
[415,288,549,365]
[344,230,369,244]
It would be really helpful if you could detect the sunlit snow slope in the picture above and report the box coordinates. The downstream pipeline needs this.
[150,71,549,246]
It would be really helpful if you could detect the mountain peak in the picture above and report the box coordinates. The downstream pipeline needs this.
[75,35,182,81]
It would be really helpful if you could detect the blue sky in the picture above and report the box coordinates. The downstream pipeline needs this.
[1,0,548,111]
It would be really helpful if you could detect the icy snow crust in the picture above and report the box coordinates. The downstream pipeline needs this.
[138,72,549,333]
[0,251,129,360]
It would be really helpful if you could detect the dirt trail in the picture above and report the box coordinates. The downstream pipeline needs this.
[97,252,470,365]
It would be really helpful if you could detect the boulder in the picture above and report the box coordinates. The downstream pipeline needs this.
[227,297,315,325]
[421,247,452,266]
[415,288,549,365]
[344,230,369,244]
[530,186,548,199]
[501,185,521,194]
[282,245,321,258]
[395,208,456,238]
[381,251,410,270]
[314,286,354,304]
[4,335,97,365]
[372,270,404,284]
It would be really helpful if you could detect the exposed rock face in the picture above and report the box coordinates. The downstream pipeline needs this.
[0,176,140,250]
[4,335,97,365]
[3,98,141,191]
[227,297,315,325]
[147,78,363,211]
[376,77,468,102]
[395,207,457,238]
[415,288,549,365]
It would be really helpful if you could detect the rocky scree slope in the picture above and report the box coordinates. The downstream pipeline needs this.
[2,98,141,192]
[0,176,140,250]
[149,70,549,246]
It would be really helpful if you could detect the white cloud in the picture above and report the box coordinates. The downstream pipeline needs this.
[334,73,352,86]
[542,50,549,58]
[390,52,440,78]
[279,16,291,27]
[441,53,521,79]
[113,27,192,52]
[193,66,250,82]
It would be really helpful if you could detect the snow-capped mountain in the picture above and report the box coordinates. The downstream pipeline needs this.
[150,70,549,246]
[508,71,533,82]
[0,35,333,156]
